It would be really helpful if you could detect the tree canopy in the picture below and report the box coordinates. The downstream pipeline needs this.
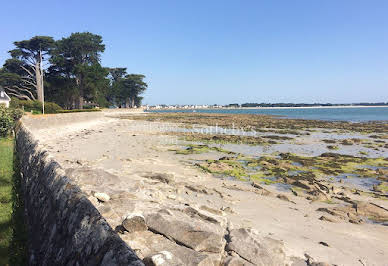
[1,33,147,109]
[1,36,55,102]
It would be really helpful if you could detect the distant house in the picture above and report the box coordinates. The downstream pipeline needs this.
[0,88,11,108]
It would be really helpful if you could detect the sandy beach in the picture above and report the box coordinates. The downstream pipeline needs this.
[23,111,388,266]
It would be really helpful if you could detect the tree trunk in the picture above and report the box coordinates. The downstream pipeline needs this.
[35,61,43,102]
[78,96,84,109]
[74,95,84,109]
[75,76,84,109]
[131,97,135,108]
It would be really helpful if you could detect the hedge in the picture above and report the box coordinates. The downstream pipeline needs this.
[0,105,23,137]
[58,109,102,113]
[10,98,63,114]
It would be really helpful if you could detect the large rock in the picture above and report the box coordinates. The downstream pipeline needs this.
[66,167,120,186]
[223,256,254,265]
[319,215,337,223]
[183,206,227,227]
[226,228,286,266]
[123,214,148,233]
[377,168,388,176]
[291,180,313,190]
[289,257,308,266]
[185,184,212,194]
[319,202,388,224]
[353,202,388,221]
[110,190,137,200]
[143,251,182,266]
[122,231,213,266]
[142,172,175,184]
[316,207,345,218]
[145,209,226,253]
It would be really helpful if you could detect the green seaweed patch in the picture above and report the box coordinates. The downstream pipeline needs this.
[262,135,294,141]
[196,157,248,180]
[322,139,337,144]
[370,134,388,139]
[245,160,260,168]
[224,168,249,180]
[171,144,235,155]
[327,145,339,150]
[196,151,388,188]
[339,138,368,145]
[250,175,277,185]
[363,144,378,149]
[276,152,388,179]
[179,133,277,145]
[323,199,337,204]
[291,186,306,193]
[375,182,388,193]
[249,172,267,179]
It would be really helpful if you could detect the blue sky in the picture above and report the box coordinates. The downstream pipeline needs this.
[1,0,387,105]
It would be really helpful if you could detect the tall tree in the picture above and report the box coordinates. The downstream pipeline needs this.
[121,74,147,108]
[107,67,127,107]
[50,32,105,108]
[78,64,110,107]
[1,36,54,101]
[0,66,34,100]
[108,67,127,83]
[44,71,77,109]
[2,33,148,109]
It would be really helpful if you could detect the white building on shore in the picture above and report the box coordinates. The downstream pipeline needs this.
[0,88,11,108]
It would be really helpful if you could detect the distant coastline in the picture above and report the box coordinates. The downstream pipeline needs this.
[172,105,388,110]
[148,103,388,111]
[148,105,388,122]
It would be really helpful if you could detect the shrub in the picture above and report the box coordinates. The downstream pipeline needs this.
[8,108,24,121]
[58,109,101,113]
[10,98,41,112]
[43,102,62,114]
[8,97,21,109]
[10,98,62,114]
[82,105,95,109]
[0,106,13,137]
[0,106,23,137]
[19,100,41,112]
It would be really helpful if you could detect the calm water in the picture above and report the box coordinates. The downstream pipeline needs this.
[149,107,388,122]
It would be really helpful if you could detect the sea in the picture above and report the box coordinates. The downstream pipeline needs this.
[149,107,388,122]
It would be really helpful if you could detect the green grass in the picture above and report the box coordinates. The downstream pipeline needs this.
[0,138,14,265]
[0,138,27,265]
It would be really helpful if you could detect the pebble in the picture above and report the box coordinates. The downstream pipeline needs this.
[94,192,110,202]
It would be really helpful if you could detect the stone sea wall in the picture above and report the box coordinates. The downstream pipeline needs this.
[15,121,144,265]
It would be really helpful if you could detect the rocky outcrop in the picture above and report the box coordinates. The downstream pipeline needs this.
[145,208,226,253]
[122,231,213,266]
[15,124,143,265]
[226,228,286,266]
[118,206,291,266]
[316,201,388,224]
